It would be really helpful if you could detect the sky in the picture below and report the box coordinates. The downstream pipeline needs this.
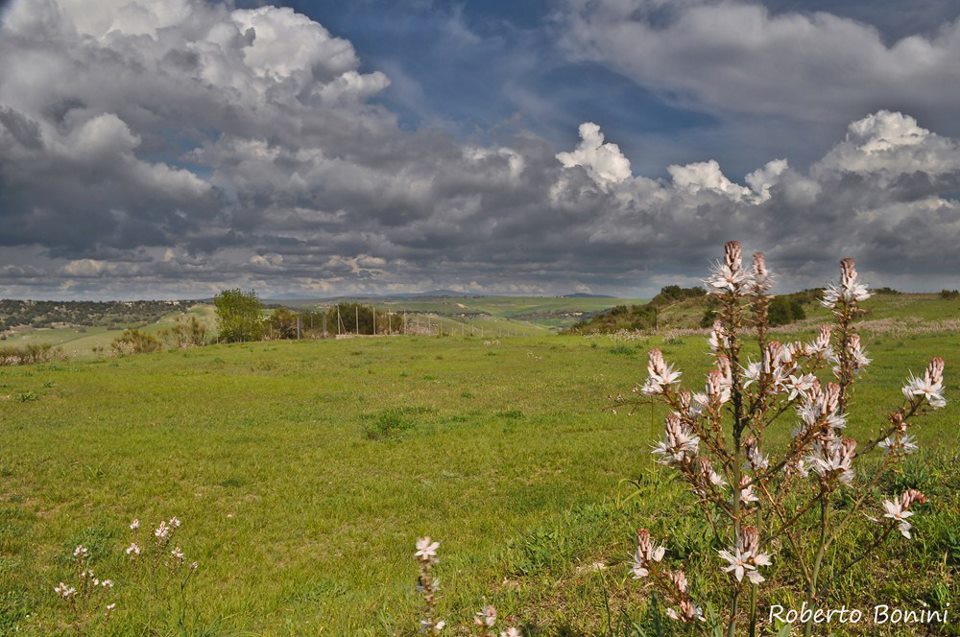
[1,0,960,299]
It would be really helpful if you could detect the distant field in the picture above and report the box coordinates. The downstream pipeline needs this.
[2,319,958,635]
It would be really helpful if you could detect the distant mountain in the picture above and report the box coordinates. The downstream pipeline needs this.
[561,293,616,298]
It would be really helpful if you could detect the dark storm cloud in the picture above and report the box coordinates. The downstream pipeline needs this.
[0,0,959,299]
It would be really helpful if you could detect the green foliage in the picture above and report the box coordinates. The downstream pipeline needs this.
[767,294,807,326]
[648,285,706,307]
[160,314,208,348]
[362,408,416,440]
[265,308,300,340]
[213,289,265,343]
[110,329,162,355]
[940,289,960,299]
[324,303,404,335]
[0,299,195,331]
[0,343,63,366]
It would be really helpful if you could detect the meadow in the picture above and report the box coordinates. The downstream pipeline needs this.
[1,312,959,634]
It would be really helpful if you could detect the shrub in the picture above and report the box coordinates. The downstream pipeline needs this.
[362,409,415,440]
[0,343,64,366]
[111,329,162,356]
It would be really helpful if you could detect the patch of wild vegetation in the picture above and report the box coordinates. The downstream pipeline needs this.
[0,342,63,366]
[418,243,950,636]
[110,315,208,356]
[0,299,196,331]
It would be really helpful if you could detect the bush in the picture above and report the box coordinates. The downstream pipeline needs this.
[160,315,208,349]
[111,329,162,356]
[363,409,416,440]
[767,294,807,326]
[940,289,959,299]
[0,343,63,366]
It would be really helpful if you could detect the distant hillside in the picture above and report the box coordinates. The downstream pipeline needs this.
[0,299,200,331]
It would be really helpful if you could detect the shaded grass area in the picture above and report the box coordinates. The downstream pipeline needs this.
[0,330,958,635]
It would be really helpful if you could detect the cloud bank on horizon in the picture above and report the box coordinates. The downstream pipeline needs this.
[1,0,959,299]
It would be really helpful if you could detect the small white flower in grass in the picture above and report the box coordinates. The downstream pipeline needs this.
[475,605,497,627]
[415,537,440,563]
[154,521,169,542]
[100,579,113,589]
[169,516,182,528]
[501,628,522,637]
[190,561,199,570]
[125,542,141,556]
[718,548,757,582]
[171,546,185,563]
[106,603,116,612]
[882,499,915,539]
[631,529,666,578]
[786,373,817,401]
[434,620,446,632]
[129,518,140,531]
[54,582,76,599]
[73,545,88,559]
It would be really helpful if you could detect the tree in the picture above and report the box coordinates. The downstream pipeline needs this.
[213,289,264,343]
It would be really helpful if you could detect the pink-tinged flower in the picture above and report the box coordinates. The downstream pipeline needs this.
[99,579,114,589]
[807,437,856,485]
[670,569,689,593]
[129,518,140,531]
[879,434,919,456]
[642,349,682,395]
[708,320,728,352]
[631,529,666,578]
[501,628,522,637]
[750,252,772,293]
[154,521,169,542]
[474,605,497,627]
[415,537,440,563]
[652,414,699,464]
[786,373,817,401]
[73,545,88,559]
[125,542,141,556]
[54,582,76,599]
[742,360,762,387]
[171,546,185,563]
[706,369,731,405]
[169,516,182,529]
[902,357,946,409]
[882,498,915,539]
[804,325,833,357]
[822,258,871,308]
[706,241,751,294]
[106,602,116,612]
[666,599,704,622]
[745,438,769,472]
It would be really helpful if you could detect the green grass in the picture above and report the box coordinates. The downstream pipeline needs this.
[1,327,958,635]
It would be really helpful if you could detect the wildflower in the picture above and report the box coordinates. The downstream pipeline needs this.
[804,325,833,357]
[744,437,769,472]
[666,599,704,622]
[129,518,140,531]
[642,349,682,395]
[786,373,817,401]
[902,357,946,409]
[170,546,185,563]
[718,548,755,582]
[738,476,760,504]
[706,240,751,294]
[125,542,141,556]
[475,605,497,627]
[822,257,870,308]
[190,561,199,570]
[415,537,440,563]
[879,434,919,456]
[742,360,762,387]
[652,414,699,464]
[169,516,182,529]
[73,545,88,559]
[807,437,856,485]
[631,529,666,578]
[708,320,728,352]
[501,629,522,637]
[706,369,731,405]
[750,252,772,293]
[100,579,114,589]
[54,582,76,599]
[106,603,116,612]
[154,521,170,542]
[882,497,916,539]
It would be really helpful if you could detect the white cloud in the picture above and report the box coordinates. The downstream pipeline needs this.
[556,122,632,186]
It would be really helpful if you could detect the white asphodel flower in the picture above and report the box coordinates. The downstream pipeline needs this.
[717,548,756,582]
[882,499,915,539]
[415,537,440,562]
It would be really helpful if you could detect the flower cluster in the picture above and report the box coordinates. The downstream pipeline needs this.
[627,243,946,635]
[631,529,702,622]
[414,537,445,634]
[718,526,772,584]
[821,257,871,309]
[902,357,946,409]
[53,543,116,621]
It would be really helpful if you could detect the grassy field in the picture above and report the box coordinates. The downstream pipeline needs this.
[2,319,959,635]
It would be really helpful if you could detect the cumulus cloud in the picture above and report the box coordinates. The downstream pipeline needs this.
[1,0,959,299]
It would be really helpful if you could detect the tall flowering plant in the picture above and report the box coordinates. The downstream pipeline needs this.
[631,242,945,636]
